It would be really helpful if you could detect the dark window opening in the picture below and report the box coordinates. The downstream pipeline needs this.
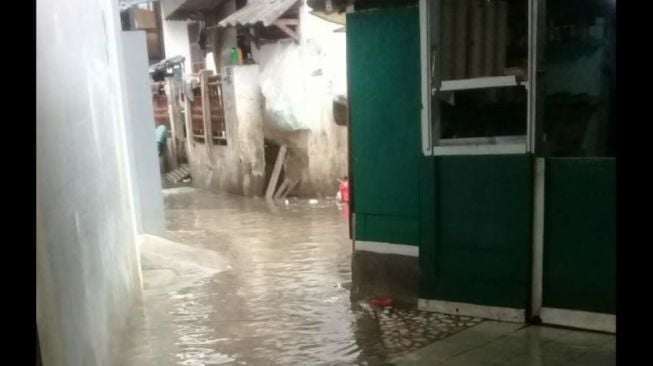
[440,87,527,140]
[541,0,615,157]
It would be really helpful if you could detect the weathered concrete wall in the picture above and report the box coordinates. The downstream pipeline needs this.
[305,104,348,196]
[252,3,348,197]
[160,0,192,72]
[188,65,266,196]
[351,251,419,307]
[228,66,267,195]
[121,31,166,236]
[37,0,143,365]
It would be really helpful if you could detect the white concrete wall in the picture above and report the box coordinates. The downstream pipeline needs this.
[37,0,143,365]
[160,0,192,72]
[229,65,267,195]
[121,31,166,236]
[251,3,348,196]
[252,3,348,129]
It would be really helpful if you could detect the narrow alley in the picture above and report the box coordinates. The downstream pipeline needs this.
[119,187,615,366]
[120,188,485,365]
[37,0,617,365]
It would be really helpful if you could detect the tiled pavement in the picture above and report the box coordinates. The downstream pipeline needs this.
[391,321,615,366]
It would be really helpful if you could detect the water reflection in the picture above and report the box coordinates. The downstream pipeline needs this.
[120,188,480,366]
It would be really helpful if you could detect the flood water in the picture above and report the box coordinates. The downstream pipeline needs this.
[120,188,481,366]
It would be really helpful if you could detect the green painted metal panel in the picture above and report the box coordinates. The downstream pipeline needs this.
[542,158,616,314]
[347,6,421,245]
[355,213,419,245]
[355,0,418,11]
[423,155,533,309]
[419,157,438,297]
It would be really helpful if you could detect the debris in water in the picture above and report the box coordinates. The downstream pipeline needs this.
[370,297,394,307]
[166,164,191,184]
[309,199,318,205]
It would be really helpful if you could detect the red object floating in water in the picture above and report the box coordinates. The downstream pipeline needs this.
[339,180,349,203]
[339,179,350,225]
[370,297,393,307]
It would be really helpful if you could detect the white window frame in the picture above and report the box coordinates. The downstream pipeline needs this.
[419,0,540,156]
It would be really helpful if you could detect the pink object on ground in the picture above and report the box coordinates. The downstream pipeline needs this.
[339,180,349,224]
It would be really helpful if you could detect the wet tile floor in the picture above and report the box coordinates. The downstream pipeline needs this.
[391,322,616,366]
[120,188,483,366]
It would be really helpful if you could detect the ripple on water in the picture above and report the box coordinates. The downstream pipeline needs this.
[120,191,482,366]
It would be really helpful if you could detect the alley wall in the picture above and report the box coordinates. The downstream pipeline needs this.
[253,3,348,197]
[187,66,267,196]
[161,0,193,72]
[37,0,143,365]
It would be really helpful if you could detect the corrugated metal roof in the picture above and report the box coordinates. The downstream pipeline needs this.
[217,0,300,28]
[166,0,227,21]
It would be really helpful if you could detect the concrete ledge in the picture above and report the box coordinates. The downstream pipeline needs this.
[418,299,525,323]
[540,307,616,333]
[354,240,419,257]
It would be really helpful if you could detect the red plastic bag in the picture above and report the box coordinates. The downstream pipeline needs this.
[370,297,393,307]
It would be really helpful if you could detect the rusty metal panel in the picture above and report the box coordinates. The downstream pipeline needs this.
[152,83,170,127]
[189,87,205,139]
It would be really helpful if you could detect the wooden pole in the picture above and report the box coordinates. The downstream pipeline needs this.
[199,70,215,163]
[165,77,178,171]
[273,178,290,199]
[281,179,300,199]
[265,144,287,200]
[183,81,194,161]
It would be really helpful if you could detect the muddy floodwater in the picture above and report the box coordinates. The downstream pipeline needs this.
[120,188,481,366]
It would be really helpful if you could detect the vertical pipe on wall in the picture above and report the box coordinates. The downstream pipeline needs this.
[454,0,469,79]
[420,0,433,154]
[531,158,546,319]
[528,0,545,154]
[468,0,483,78]
[483,0,497,76]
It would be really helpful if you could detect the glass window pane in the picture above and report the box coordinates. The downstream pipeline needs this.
[541,0,615,157]
[438,0,528,82]
[428,0,530,150]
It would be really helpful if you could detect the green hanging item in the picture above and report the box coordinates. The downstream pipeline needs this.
[231,48,240,65]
